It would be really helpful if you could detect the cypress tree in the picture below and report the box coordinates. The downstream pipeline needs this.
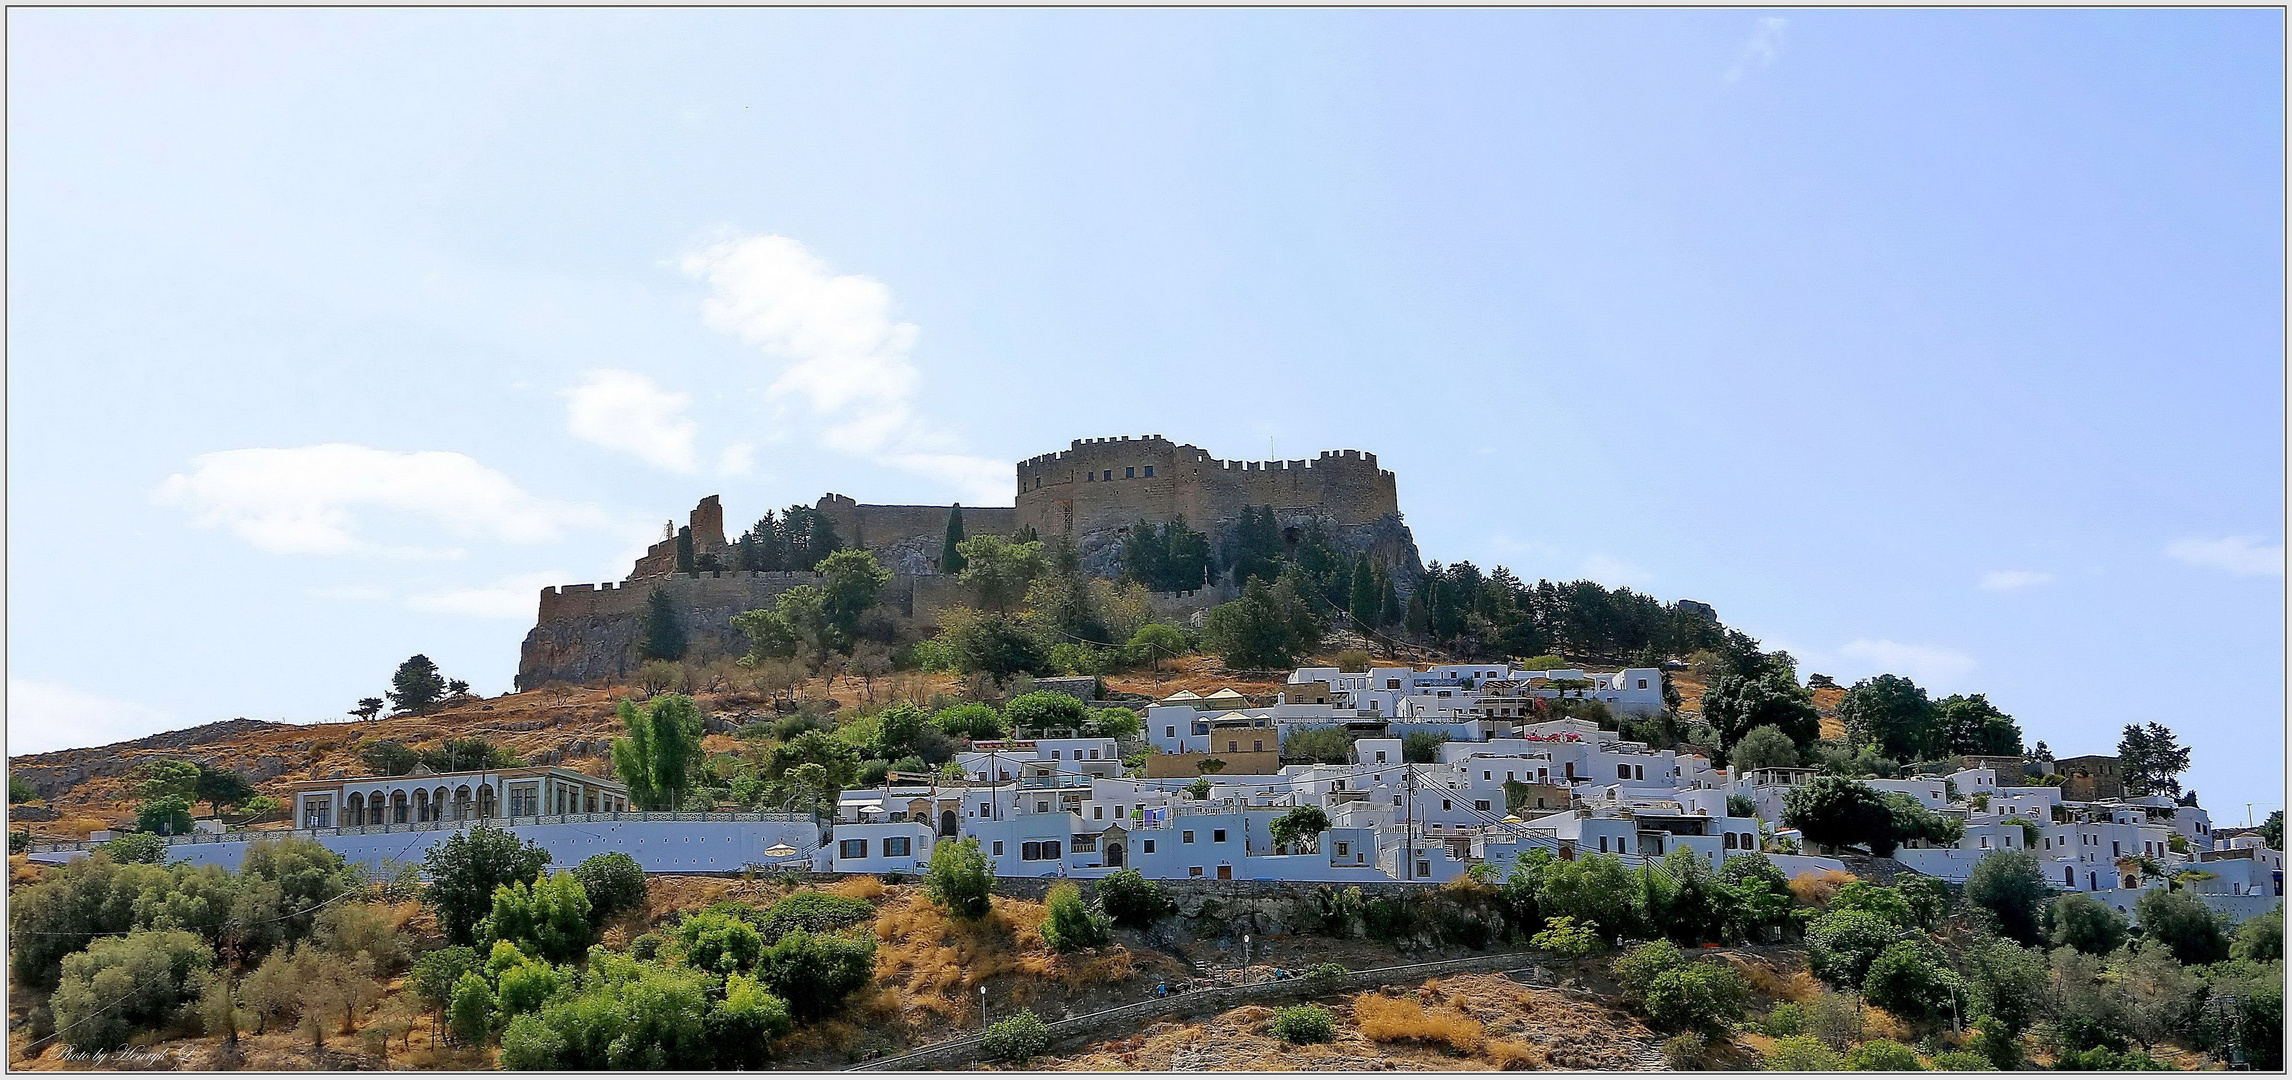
[1405,579,1432,635]
[941,504,968,574]
[674,526,696,575]
[1348,556,1379,628]
[641,587,687,661]
[1378,566,1403,627]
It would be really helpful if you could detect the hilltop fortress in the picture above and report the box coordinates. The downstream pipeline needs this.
[517,436,1424,688]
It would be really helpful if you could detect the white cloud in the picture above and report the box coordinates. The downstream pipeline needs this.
[1725,17,1788,82]
[2166,536,2284,578]
[1580,553,1656,588]
[563,369,702,473]
[407,571,570,621]
[1979,569,2055,592]
[717,443,757,477]
[156,444,609,556]
[1836,638,1977,688]
[681,233,1007,503]
[682,234,920,453]
[7,677,175,754]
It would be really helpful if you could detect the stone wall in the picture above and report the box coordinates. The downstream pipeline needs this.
[817,495,1019,577]
[853,948,1557,1072]
[516,571,977,689]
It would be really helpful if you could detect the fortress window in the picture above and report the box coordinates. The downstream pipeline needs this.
[1104,470,1114,481]
[1125,467,1135,478]
[1144,466,1154,477]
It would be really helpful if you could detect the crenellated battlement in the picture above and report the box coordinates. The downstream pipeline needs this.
[1011,435,1403,543]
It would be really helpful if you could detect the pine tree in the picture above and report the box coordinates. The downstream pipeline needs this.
[1348,556,1379,628]
[1405,581,1432,635]
[940,505,968,574]
[387,655,447,715]
[641,587,687,661]
[1378,566,1402,627]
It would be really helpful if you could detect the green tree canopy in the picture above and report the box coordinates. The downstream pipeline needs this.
[1270,805,1332,852]
[642,587,688,662]
[614,693,706,811]
[1781,776,1898,855]
[940,504,968,574]
[1837,674,1937,760]
[957,534,1046,612]
[388,654,448,715]
[422,824,551,948]
[1963,849,2048,945]
[1121,517,1214,593]
[1729,725,1800,770]
[1703,672,1820,754]
[816,548,893,638]
[1937,693,2023,756]
[2117,722,2193,799]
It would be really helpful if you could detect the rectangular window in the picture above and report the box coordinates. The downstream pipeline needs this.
[1125,467,1135,478]
[1189,866,1204,877]
[885,837,911,857]
[1638,679,1649,689]
[1619,764,1632,779]
[993,841,1004,856]
[1143,465,1155,477]
[1023,842,1040,860]
[1090,749,1100,760]
[1253,741,1264,751]
[1475,800,1491,812]
[1336,842,1350,856]
[840,839,867,858]
[1143,839,1156,853]
[980,803,992,816]
[1213,829,1227,843]
[1166,727,1176,737]
[1071,835,1096,852]
[1093,806,1104,820]
[1599,837,1609,853]
[1183,830,1196,843]
[1037,801,1050,813]
[1417,861,1431,878]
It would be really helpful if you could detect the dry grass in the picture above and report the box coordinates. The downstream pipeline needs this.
[1484,1037,1546,1069]
[1733,955,1819,1003]
[827,875,888,901]
[1789,869,1859,907]
[1353,993,1486,1053]
[870,890,1056,1017]
[10,855,45,887]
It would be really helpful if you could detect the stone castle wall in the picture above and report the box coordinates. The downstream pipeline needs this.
[1013,436,1400,540]
[815,495,1018,577]
[517,571,975,689]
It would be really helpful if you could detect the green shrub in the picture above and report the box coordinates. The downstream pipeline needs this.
[707,974,795,1069]
[933,702,1007,740]
[484,871,593,964]
[924,838,993,919]
[1805,908,1907,988]
[447,971,497,1043]
[1270,1004,1337,1044]
[1843,1038,1924,1070]
[1929,1050,1995,1070]
[676,911,765,974]
[410,945,481,1011]
[1612,939,1686,1007]
[1531,915,1603,958]
[2051,1046,2167,1071]
[1661,1031,1707,1070]
[755,892,875,942]
[99,832,170,865]
[1763,1035,1845,1070]
[499,1011,568,1069]
[1041,883,1111,952]
[757,928,876,1020]
[1096,868,1172,928]
[2134,888,2229,965]
[495,961,563,1016]
[1304,962,1348,985]
[2046,893,2128,955]
[1643,962,1750,1035]
[49,930,214,1052]
[981,1008,1051,1063]
[1762,1001,1806,1037]
[1860,939,1959,1023]
[572,852,648,921]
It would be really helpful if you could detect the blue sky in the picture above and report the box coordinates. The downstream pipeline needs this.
[8,10,2284,817]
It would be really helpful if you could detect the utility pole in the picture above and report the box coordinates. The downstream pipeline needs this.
[1404,763,1416,881]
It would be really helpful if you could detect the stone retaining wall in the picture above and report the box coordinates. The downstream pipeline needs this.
[849,951,1554,1072]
